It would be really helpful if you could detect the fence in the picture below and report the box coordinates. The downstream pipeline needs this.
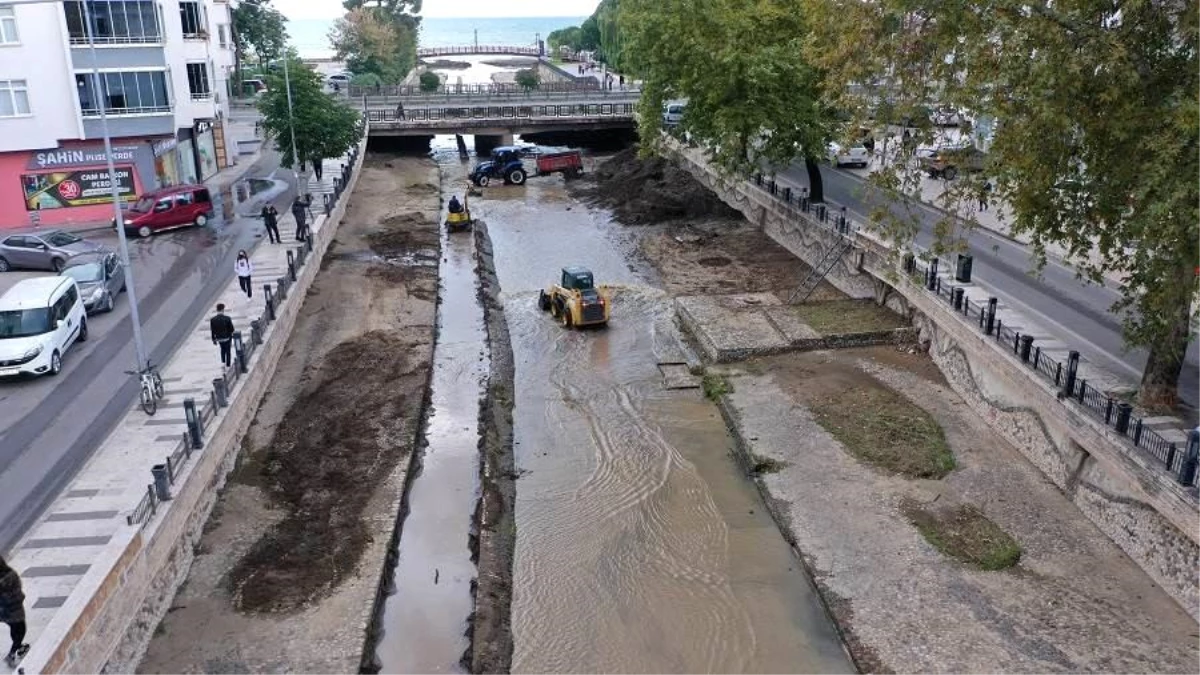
[365,103,636,125]
[416,45,540,57]
[736,166,1200,488]
[348,80,610,99]
[125,136,365,527]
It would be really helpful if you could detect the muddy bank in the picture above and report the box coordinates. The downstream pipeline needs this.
[469,221,517,674]
[578,146,742,224]
[422,58,472,70]
[136,157,442,673]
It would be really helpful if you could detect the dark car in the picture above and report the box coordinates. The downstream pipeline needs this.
[919,142,988,180]
[60,252,126,314]
[0,229,106,273]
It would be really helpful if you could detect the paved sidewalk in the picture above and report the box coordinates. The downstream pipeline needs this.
[2,147,354,673]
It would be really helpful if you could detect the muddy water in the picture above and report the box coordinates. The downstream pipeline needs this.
[476,178,855,672]
[374,171,487,673]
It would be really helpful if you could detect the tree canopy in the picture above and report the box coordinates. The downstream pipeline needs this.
[803,0,1199,404]
[258,57,362,169]
[330,0,420,84]
[621,0,833,197]
[547,0,624,67]
[231,0,287,69]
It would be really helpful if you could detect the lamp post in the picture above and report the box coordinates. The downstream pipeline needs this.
[15,0,148,373]
[281,55,300,187]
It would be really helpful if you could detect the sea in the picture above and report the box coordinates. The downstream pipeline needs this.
[287,16,588,59]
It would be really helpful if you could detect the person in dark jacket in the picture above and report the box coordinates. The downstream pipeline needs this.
[210,303,235,367]
[260,204,280,243]
[448,195,463,213]
[291,197,308,242]
[0,556,29,668]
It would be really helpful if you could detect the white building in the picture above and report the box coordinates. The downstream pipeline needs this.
[0,0,238,230]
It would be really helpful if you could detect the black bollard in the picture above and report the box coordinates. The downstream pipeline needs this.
[952,286,964,310]
[287,250,296,281]
[151,464,173,501]
[1062,350,1080,397]
[1179,430,1200,485]
[233,332,247,374]
[184,397,204,449]
[927,258,939,291]
[955,253,974,283]
[212,377,228,407]
[264,285,276,321]
[1019,334,1034,362]
[251,319,262,346]
[985,297,998,335]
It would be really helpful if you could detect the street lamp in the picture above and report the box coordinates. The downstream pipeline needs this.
[14,0,148,374]
[281,55,301,187]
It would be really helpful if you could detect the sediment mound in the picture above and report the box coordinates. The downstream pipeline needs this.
[583,146,742,224]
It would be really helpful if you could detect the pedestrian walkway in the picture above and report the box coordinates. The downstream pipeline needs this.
[1,144,358,674]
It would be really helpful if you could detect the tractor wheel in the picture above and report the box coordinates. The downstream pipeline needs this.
[549,298,560,318]
[561,307,573,328]
[537,290,551,311]
[476,175,490,187]
[508,168,527,185]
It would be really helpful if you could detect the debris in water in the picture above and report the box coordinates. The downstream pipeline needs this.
[435,569,440,584]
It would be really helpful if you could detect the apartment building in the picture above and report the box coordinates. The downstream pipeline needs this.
[0,0,237,230]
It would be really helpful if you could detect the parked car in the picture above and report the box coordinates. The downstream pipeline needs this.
[0,276,87,378]
[327,72,352,86]
[0,230,105,273]
[662,100,687,127]
[919,142,988,180]
[828,142,870,168]
[931,106,962,127]
[60,252,125,314]
[116,184,214,237]
[242,79,267,96]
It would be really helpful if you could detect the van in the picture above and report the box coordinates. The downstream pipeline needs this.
[117,184,213,237]
[662,101,686,127]
[0,276,87,378]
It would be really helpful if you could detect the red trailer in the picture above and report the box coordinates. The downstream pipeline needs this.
[535,151,585,179]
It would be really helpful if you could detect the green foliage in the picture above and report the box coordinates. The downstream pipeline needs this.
[351,72,383,88]
[329,3,419,84]
[547,0,624,68]
[701,373,731,400]
[622,0,832,175]
[804,0,1199,403]
[515,68,540,91]
[548,26,583,52]
[231,0,287,68]
[418,70,441,92]
[257,58,362,169]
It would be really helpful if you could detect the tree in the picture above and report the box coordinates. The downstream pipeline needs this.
[231,0,287,84]
[548,26,583,52]
[419,70,441,92]
[515,68,540,91]
[258,57,362,170]
[804,0,1199,405]
[329,7,415,84]
[621,0,833,201]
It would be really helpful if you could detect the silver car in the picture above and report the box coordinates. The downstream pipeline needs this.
[0,230,105,273]
[60,252,126,314]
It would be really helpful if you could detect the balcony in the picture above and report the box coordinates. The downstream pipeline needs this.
[64,0,164,46]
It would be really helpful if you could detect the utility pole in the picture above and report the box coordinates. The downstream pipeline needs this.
[282,55,301,188]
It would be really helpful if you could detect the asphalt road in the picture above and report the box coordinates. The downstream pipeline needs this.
[776,163,1199,411]
[0,148,298,553]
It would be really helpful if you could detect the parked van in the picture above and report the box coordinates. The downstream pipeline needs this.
[0,276,87,378]
[662,100,687,127]
[117,184,213,237]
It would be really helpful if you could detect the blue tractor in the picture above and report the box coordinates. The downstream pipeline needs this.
[470,146,528,187]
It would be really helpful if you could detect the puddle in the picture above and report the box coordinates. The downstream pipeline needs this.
[332,249,439,267]
[373,169,486,673]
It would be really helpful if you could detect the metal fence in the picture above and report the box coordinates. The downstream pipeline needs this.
[735,165,1200,488]
[348,80,610,98]
[416,45,540,57]
[125,129,367,528]
[365,103,636,125]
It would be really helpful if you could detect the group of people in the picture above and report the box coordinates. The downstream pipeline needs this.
[259,196,312,245]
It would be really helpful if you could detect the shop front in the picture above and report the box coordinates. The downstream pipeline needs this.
[152,136,182,187]
[175,127,199,185]
[0,139,158,230]
[195,119,220,181]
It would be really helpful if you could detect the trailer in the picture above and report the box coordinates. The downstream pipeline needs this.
[535,151,584,179]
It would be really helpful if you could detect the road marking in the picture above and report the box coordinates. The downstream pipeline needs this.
[143,418,188,426]
[45,510,119,522]
[24,535,111,548]
[21,565,90,577]
[33,596,67,609]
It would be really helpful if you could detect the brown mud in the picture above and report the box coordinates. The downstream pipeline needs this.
[578,146,742,224]
[468,221,517,674]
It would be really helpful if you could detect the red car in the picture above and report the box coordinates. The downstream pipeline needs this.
[117,184,213,237]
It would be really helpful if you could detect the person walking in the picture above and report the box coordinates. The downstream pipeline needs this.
[261,204,280,243]
[619,74,625,89]
[291,197,308,242]
[979,180,993,212]
[1,556,29,668]
[235,250,253,300]
[210,304,235,368]
[395,102,405,121]
[312,159,323,182]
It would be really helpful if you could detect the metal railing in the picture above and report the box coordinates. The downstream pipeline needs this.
[366,103,636,126]
[126,129,367,528]
[347,80,613,98]
[734,162,1200,488]
[416,45,540,57]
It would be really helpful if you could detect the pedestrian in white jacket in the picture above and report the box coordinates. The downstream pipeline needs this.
[235,250,253,299]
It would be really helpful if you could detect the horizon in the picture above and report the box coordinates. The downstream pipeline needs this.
[274,0,600,20]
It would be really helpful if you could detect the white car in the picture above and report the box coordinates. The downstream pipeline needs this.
[327,73,352,87]
[931,107,962,127]
[0,276,87,378]
[662,101,686,127]
[828,142,869,168]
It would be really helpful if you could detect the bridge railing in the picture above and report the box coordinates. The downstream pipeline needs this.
[366,102,636,125]
[346,80,640,99]
[417,45,541,57]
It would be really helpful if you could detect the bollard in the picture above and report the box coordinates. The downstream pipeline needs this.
[212,377,228,407]
[985,297,998,335]
[1033,346,1042,370]
[184,397,204,449]
[800,187,810,211]
[276,278,287,302]
[1019,334,1034,362]
[1179,430,1199,485]
[927,258,939,291]
[902,252,915,275]
[955,253,974,283]
[306,236,313,254]
[151,464,172,501]
[755,173,763,186]
[1076,377,1086,402]
[769,179,776,195]
[1165,443,1177,471]
[251,319,262,346]
[287,250,297,281]
[1104,397,1114,424]
[1114,402,1133,433]
[838,206,848,234]
[233,332,247,374]
[783,186,792,202]
[324,194,332,216]
[1062,350,1080,398]
[264,285,276,321]
[952,286,964,310]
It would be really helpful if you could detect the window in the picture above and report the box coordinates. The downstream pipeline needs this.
[217,24,227,48]
[0,79,29,116]
[186,62,210,99]
[0,6,18,44]
[2,236,27,248]
[175,191,193,206]
[63,1,161,44]
[75,71,170,116]
[179,1,204,37]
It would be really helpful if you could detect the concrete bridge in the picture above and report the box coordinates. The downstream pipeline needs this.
[345,80,641,100]
[417,45,541,58]
[365,101,636,143]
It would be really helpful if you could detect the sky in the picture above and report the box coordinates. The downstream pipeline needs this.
[273,0,601,20]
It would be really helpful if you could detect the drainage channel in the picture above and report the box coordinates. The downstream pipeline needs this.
[374,168,487,673]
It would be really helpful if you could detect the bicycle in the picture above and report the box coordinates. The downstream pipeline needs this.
[127,361,165,415]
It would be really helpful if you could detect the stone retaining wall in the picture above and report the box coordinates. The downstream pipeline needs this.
[669,144,1200,620]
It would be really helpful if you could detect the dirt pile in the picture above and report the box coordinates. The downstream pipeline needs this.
[229,330,428,613]
[581,146,742,224]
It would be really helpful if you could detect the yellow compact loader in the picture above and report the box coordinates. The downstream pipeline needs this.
[537,266,610,328]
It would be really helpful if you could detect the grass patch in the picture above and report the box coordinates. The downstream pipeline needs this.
[793,299,906,335]
[701,373,732,400]
[750,455,787,475]
[902,500,1022,570]
[810,385,956,478]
